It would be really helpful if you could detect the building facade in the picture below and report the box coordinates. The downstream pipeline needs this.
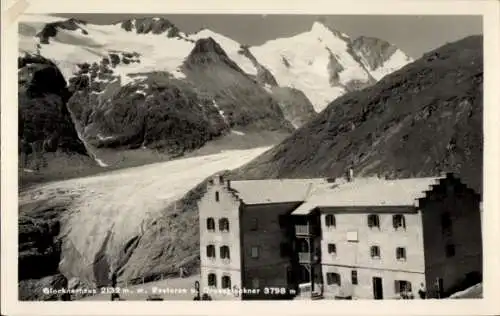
[418,175,482,298]
[198,175,243,300]
[197,173,482,300]
[317,208,426,299]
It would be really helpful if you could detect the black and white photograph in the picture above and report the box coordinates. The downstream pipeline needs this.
[2,0,500,315]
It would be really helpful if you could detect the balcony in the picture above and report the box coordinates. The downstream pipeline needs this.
[298,252,311,263]
[295,225,312,235]
[298,252,321,264]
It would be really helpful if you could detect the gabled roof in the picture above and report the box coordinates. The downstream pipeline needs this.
[228,178,328,205]
[291,176,444,215]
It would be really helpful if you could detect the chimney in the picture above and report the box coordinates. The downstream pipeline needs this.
[346,168,354,182]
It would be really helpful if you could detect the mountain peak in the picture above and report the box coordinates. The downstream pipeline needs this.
[310,21,330,33]
[190,37,228,56]
[310,21,350,40]
[184,37,244,73]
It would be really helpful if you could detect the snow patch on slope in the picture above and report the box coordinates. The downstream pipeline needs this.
[19,15,255,84]
[19,15,193,82]
[368,49,412,80]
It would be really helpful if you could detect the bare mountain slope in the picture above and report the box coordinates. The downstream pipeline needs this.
[18,54,93,175]
[234,36,483,195]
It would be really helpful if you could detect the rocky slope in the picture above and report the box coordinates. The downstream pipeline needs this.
[18,54,93,176]
[234,36,483,195]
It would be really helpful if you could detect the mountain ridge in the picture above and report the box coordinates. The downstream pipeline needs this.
[18,14,412,180]
[233,35,483,195]
[19,14,413,111]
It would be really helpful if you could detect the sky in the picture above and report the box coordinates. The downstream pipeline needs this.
[55,14,483,59]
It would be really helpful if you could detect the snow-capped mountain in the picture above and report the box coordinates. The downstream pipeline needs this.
[19,14,413,112]
[18,14,412,177]
[251,22,413,111]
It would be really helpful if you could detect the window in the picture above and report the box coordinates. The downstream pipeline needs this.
[328,243,337,255]
[251,246,260,258]
[251,278,260,289]
[370,245,381,258]
[325,214,336,227]
[351,270,358,285]
[206,245,216,258]
[219,218,229,232]
[208,273,217,287]
[368,214,380,229]
[206,218,215,231]
[445,243,456,257]
[441,212,453,235]
[222,275,231,289]
[278,215,287,228]
[280,243,289,257]
[250,218,258,231]
[220,245,230,260]
[396,247,406,260]
[326,273,341,286]
[393,215,406,230]
[394,280,412,294]
[215,191,220,202]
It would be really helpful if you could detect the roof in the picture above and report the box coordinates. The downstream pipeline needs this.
[228,178,328,205]
[291,176,444,215]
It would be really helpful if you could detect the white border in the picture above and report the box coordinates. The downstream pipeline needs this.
[2,0,499,315]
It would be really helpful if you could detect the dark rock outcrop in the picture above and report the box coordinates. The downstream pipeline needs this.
[184,37,245,73]
[18,54,89,173]
[270,87,317,128]
[36,18,88,44]
[182,38,295,133]
[120,17,180,38]
[351,36,400,71]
